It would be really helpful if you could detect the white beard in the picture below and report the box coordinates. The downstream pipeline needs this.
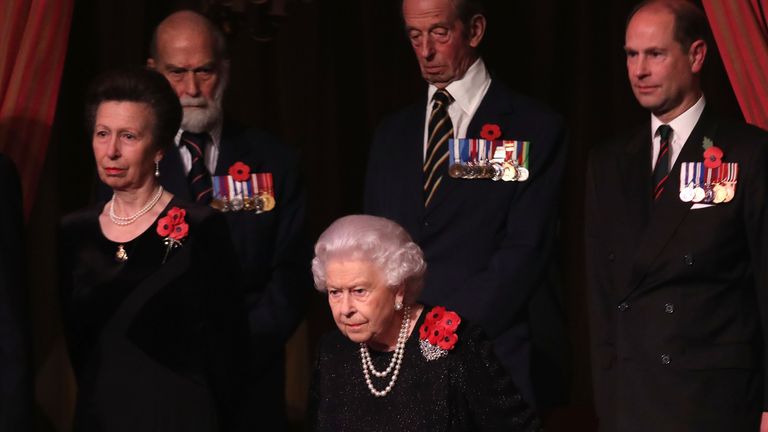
[179,80,225,133]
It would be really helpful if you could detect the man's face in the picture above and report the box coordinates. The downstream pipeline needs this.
[624,7,705,122]
[149,28,225,133]
[403,0,483,88]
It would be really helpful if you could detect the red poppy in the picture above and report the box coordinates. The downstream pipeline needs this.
[428,306,446,323]
[419,322,431,340]
[428,327,444,345]
[170,222,189,240]
[703,146,723,169]
[441,311,461,332]
[437,332,458,350]
[156,216,173,237]
[480,123,502,141]
[167,207,186,225]
[229,161,251,181]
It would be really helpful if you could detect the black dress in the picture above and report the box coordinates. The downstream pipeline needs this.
[308,306,541,432]
[58,198,245,432]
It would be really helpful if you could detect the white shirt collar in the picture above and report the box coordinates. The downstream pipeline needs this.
[427,57,490,117]
[651,95,706,143]
[174,120,223,148]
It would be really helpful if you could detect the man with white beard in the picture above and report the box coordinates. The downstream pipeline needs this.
[146,10,310,431]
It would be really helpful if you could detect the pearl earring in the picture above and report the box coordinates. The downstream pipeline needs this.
[154,161,160,178]
[394,301,403,311]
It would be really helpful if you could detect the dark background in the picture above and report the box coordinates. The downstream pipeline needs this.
[26,0,742,430]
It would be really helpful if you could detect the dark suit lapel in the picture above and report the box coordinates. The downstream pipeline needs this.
[160,145,192,202]
[626,108,717,296]
[619,125,653,230]
[425,80,511,213]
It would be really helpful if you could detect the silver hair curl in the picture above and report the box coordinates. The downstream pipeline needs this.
[312,215,426,304]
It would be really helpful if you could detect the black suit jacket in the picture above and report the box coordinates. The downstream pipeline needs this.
[585,107,768,432]
[364,79,568,406]
[0,154,29,431]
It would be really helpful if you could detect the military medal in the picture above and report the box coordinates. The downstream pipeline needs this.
[692,163,705,203]
[679,162,695,202]
[702,167,714,203]
[252,172,276,212]
[724,163,737,203]
[448,139,464,178]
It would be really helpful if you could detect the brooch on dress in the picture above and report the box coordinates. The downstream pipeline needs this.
[418,306,461,361]
[156,206,189,263]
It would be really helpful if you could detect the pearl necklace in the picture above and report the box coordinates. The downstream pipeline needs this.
[109,186,164,226]
[359,305,411,397]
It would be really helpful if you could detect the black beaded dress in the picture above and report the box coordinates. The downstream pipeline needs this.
[58,198,245,432]
[308,306,542,431]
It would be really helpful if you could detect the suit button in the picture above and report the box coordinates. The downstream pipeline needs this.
[423,221,430,227]
[661,354,671,365]
[664,303,675,314]
[683,254,694,266]
[607,252,615,261]
[617,302,629,312]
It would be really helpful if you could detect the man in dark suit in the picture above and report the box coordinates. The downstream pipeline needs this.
[0,153,29,431]
[586,1,768,430]
[145,11,309,430]
[364,0,568,408]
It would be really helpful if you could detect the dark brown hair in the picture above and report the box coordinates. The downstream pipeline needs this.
[85,67,182,151]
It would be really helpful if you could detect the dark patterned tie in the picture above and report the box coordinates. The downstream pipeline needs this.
[652,124,673,200]
[181,131,213,204]
[424,89,454,207]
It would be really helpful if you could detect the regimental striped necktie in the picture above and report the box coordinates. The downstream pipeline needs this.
[181,131,213,204]
[652,124,673,200]
[424,89,454,207]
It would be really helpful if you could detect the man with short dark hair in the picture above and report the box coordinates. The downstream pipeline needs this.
[365,0,568,408]
[144,10,309,430]
[586,1,768,430]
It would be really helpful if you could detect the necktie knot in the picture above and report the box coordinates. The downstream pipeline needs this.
[432,89,453,109]
[181,131,210,158]
[657,124,672,142]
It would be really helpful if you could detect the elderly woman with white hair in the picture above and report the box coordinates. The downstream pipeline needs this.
[307,215,540,431]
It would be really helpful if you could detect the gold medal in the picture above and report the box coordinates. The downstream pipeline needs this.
[501,162,518,182]
[712,184,726,203]
[260,193,276,211]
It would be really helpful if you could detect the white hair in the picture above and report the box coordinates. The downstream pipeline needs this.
[312,215,426,304]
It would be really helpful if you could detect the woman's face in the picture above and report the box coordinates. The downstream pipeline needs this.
[325,259,405,349]
[92,101,161,192]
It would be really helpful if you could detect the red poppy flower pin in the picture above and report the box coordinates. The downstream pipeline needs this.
[156,206,189,263]
[702,137,723,169]
[229,161,251,182]
[419,306,461,361]
[480,123,502,141]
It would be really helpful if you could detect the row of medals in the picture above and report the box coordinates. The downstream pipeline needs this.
[448,160,529,182]
[210,193,275,212]
[679,181,735,204]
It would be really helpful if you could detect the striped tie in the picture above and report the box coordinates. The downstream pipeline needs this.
[181,131,213,204]
[652,124,673,200]
[424,89,454,207]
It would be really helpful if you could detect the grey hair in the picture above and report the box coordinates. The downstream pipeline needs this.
[312,215,426,304]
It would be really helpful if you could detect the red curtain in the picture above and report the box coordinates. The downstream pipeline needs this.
[702,0,768,130]
[0,0,74,217]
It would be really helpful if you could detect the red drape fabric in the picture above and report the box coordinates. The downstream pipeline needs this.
[702,0,768,129]
[0,0,74,217]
